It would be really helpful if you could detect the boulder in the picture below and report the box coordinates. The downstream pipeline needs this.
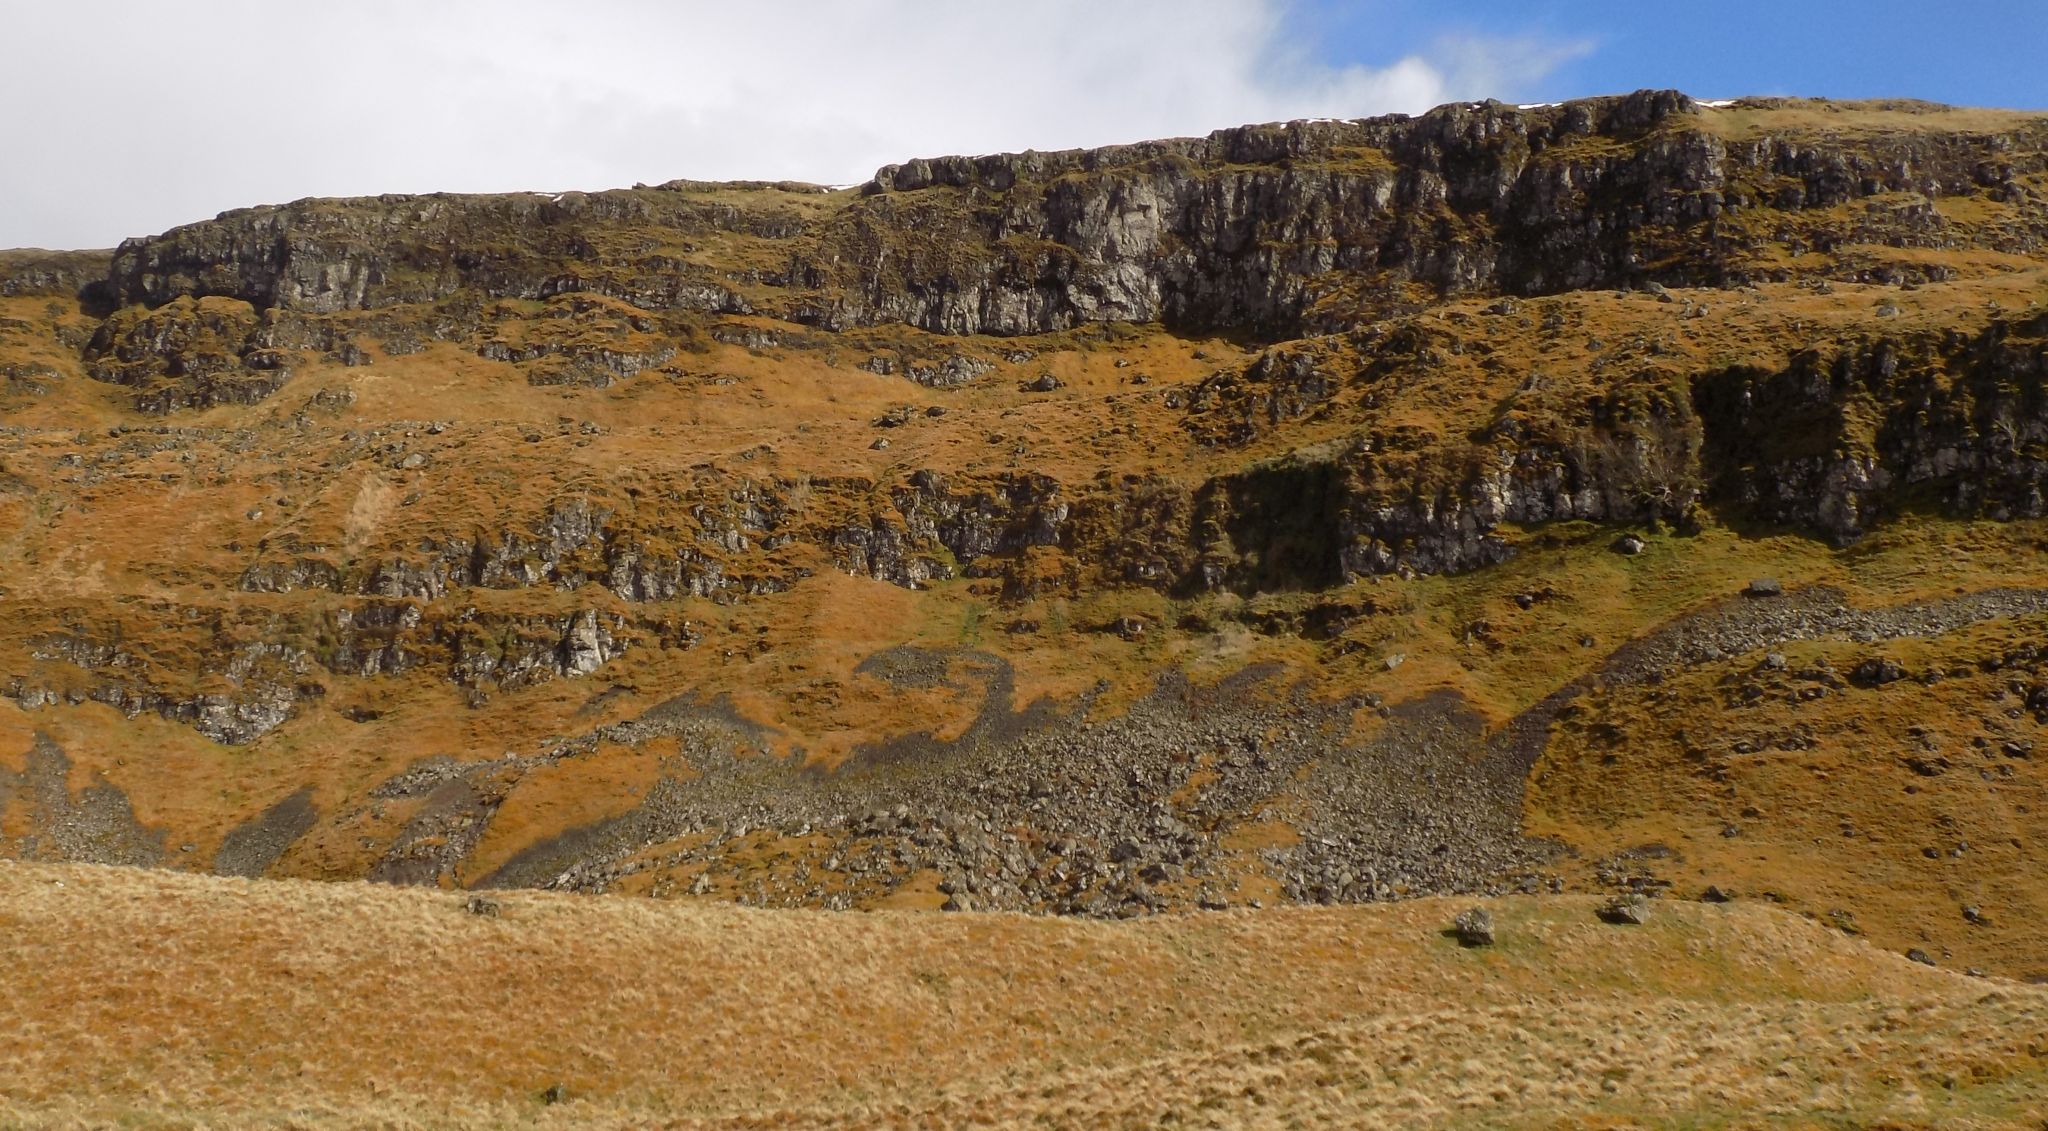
[1850,658,1908,687]
[1452,907,1495,946]
[1596,894,1651,925]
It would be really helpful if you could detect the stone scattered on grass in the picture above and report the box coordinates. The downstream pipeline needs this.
[1452,907,1495,946]
[1850,657,1908,687]
[1596,894,1650,925]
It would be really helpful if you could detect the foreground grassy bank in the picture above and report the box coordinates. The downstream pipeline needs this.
[2,861,2043,1128]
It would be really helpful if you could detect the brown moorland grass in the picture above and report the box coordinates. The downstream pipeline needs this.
[5,100,2048,1124]
[1,860,2045,1128]
[1528,610,2048,981]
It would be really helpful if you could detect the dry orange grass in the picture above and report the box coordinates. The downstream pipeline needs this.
[1528,609,2048,981]
[4,111,2048,1127]
[1,860,2044,1128]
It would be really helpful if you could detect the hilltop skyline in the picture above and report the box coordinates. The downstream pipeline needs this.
[5,0,2045,250]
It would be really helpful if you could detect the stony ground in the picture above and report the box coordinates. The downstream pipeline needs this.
[285,581,2048,960]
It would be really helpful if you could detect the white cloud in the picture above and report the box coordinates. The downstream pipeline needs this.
[0,1,1587,249]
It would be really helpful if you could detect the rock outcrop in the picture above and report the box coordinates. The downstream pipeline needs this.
[7,603,653,743]
[5,91,2048,940]
[98,93,2048,341]
[1694,314,2048,540]
[219,298,2048,601]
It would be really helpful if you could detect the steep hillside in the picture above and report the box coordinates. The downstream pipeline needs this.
[2,91,2047,985]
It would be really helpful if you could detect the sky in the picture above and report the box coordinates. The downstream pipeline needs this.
[3,0,2044,250]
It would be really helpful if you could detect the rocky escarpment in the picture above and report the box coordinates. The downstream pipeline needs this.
[98,93,2048,341]
[103,185,781,316]
[239,491,804,604]
[826,92,2048,336]
[73,288,708,411]
[219,299,2048,604]
[82,297,294,412]
[6,603,667,743]
[48,92,2048,585]
[224,435,1677,608]
[5,92,2048,958]
[0,249,112,301]
[1694,313,2048,540]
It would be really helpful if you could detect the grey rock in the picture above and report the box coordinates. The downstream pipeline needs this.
[1596,893,1651,925]
[1851,658,1908,687]
[1452,907,1496,946]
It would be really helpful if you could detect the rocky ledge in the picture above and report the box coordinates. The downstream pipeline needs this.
[95,93,2048,339]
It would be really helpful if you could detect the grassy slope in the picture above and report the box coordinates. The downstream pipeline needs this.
[1,858,2043,1129]
[4,106,2048,1123]
[1529,605,2048,982]
[4,272,2048,973]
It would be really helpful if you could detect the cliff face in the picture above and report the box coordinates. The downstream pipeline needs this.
[824,90,1984,337]
[1695,316,2048,540]
[106,92,2048,338]
[3,93,2048,950]
[66,93,2048,590]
